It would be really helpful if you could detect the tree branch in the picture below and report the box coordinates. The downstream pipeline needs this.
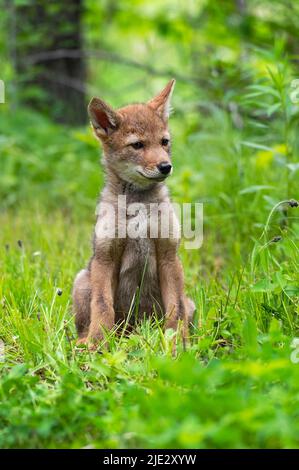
[23,48,204,86]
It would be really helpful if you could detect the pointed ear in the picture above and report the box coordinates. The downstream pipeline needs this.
[88,97,120,138]
[147,79,175,121]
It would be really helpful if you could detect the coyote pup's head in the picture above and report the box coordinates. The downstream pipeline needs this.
[88,79,175,188]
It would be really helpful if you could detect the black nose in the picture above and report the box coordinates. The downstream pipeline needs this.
[157,162,172,175]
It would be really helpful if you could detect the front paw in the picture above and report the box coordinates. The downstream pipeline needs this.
[164,315,178,331]
[87,341,100,352]
[76,336,101,352]
[76,337,88,346]
[86,332,106,351]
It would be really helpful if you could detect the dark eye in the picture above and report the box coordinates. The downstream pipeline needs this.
[131,141,144,150]
[161,138,169,146]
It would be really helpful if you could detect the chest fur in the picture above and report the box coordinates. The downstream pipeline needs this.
[95,183,174,319]
[115,216,162,320]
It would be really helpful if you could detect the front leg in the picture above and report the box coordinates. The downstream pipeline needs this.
[157,241,187,334]
[87,256,116,345]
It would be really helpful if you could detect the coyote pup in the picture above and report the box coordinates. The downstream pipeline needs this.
[73,79,195,346]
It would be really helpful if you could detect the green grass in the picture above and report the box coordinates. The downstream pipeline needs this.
[0,208,299,448]
[1,81,299,448]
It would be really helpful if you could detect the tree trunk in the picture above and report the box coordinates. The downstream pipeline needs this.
[16,0,86,125]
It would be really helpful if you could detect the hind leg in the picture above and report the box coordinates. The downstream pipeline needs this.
[72,269,91,340]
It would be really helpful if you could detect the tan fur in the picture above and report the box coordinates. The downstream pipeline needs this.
[73,79,195,347]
